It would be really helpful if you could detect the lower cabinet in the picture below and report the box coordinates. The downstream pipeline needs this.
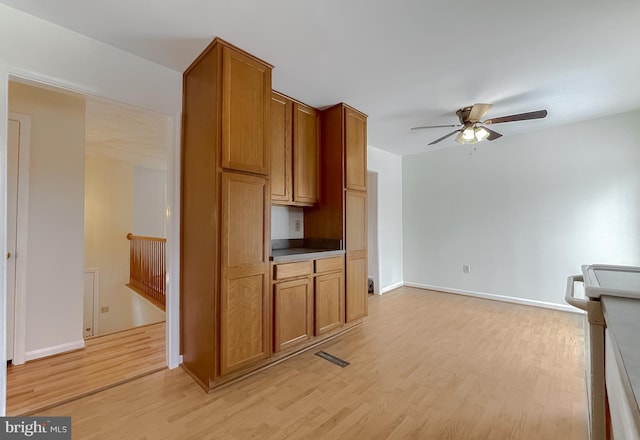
[272,255,346,352]
[346,256,368,322]
[273,277,313,352]
[315,270,344,335]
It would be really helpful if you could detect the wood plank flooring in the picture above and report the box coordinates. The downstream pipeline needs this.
[7,322,166,416]
[42,288,588,439]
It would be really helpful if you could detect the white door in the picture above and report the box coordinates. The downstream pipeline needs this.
[7,113,31,366]
[6,119,20,361]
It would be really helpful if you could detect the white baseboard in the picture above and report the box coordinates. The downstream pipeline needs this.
[403,282,584,314]
[380,281,404,294]
[25,339,85,362]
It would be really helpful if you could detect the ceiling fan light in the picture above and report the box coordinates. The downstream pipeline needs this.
[462,127,475,141]
[456,130,474,144]
[475,126,489,141]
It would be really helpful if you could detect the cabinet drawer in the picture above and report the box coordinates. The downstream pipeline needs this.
[315,256,344,274]
[273,261,312,280]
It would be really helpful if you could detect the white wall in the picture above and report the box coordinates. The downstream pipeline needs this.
[403,109,640,307]
[134,166,166,238]
[0,4,182,414]
[367,146,404,292]
[8,82,86,355]
[271,206,304,239]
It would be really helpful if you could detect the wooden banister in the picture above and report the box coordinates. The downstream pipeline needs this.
[126,233,166,311]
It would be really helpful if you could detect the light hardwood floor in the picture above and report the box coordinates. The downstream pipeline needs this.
[42,288,588,439]
[7,322,166,416]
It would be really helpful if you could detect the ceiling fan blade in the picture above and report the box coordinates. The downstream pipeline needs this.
[483,127,503,141]
[483,109,548,125]
[468,103,492,122]
[428,129,460,145]
[411,124,460,130]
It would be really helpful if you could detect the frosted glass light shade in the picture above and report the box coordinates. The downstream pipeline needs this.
[475,126,489,141]
[462,127,475,140]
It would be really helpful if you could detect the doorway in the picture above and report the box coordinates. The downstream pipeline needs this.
[5,79,172,414]
[5,113,30,365]
[368,171,380,295]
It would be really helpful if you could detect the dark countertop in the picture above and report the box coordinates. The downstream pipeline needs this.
[271,248,345,262]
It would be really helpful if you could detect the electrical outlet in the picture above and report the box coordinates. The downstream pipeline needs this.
[462,264,471,274]
[100,306,110,313]
[294,219,301,232]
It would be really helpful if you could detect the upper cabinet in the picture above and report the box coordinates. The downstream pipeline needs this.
[344,108,367,191]
[221,46,271,175]
[270,92,292,202]
[270,91,319,206]
[293,102,319,204]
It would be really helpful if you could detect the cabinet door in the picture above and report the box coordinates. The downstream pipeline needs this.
[220,172,270,375]
[344,108,367,191]
[273,277,313,352]
[345,190,368,322]
[271,92,292,202]
[221,46,271,175]
[315,271,345,335]
[293,102,319,204]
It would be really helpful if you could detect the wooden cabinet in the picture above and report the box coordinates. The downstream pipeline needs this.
[220,172,270,374]
[221,46,271,175]
[345,190,368,322]
[305,103,368,324]
[273,277,313,352]
[345,108,367,191]
[272,260,313,353]
[270,92,319,206]
[314,256,345,335]
[272,255,345,348]
[181,38,272,390]
[293,102,319,204]
[270,92,292,202]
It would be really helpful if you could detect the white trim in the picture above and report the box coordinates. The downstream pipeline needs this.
[1,68,9,416]
[380,281,404,294]
[25,339,85,362]
[165,111,181,369]
[404,282,584,314]
[8,112,31,366]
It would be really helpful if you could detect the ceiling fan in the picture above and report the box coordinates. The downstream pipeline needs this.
[411,104,548,146]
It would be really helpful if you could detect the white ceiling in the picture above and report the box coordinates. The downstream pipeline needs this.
[4,0,640,155]
[86,98,170,171]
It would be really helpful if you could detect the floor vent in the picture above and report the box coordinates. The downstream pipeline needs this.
[315,351,350,368]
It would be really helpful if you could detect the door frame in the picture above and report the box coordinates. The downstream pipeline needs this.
[83,268,100,338]
[1,70,181,416]
[7,112,31,366]
[367,171,380,295]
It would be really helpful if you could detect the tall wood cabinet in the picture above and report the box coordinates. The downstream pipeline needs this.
[305,103,368,324]
[270,91,319,206]
[181,38,272,390]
